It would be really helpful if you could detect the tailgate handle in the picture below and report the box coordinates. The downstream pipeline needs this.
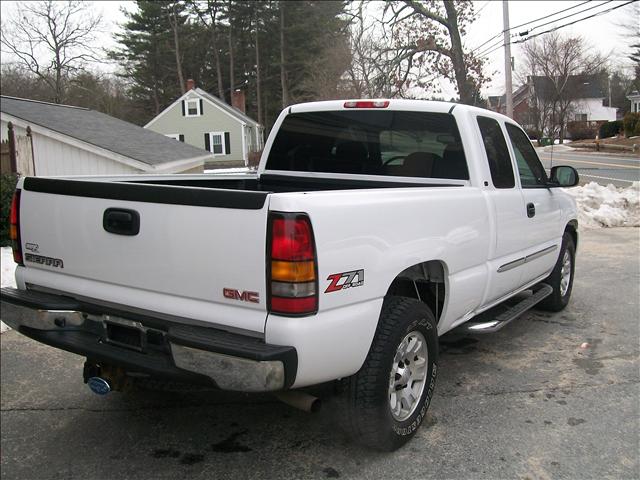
[103,208,140,236]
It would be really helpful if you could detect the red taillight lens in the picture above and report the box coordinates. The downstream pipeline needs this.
[270,296,317,315]
[271,217,314,261]
[9,189,23,265]
[344,100,389,108]
[268,213,318,316]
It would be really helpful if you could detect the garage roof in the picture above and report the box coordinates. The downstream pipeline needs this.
[0,96,212,166]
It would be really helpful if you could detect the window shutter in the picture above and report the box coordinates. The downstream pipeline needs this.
[199,99,204,115]
[179,134,184,142]
[204,133,210,152]
[224,132,230,155]
[181,100,185,116]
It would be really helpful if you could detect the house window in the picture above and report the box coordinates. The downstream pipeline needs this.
[575,113,588,122]
[185,99,201,117]
[165,134,184,142]
[205,131,229,155]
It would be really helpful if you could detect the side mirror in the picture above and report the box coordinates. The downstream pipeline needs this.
[549,165,579,187]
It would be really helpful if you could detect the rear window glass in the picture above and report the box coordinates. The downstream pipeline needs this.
[265,111,469,180]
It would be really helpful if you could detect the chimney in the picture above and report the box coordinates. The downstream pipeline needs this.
[186,79,195,91]
[232,89,246,113]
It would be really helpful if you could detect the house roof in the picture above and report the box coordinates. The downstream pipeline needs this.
[487,84,529,110]
[0,96,211,166]
[529,75,605,100]
[194,88,262,127]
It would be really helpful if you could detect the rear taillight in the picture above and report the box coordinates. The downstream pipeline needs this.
[344,100,389,108]
[9,189,23,265]
[268,213,318,316]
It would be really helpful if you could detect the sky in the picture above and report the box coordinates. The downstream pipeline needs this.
[0,0,637,100]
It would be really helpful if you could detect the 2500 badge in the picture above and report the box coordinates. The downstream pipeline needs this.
[325,269,364,293]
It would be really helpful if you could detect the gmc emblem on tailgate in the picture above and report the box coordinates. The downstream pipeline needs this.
[223,288,259,304]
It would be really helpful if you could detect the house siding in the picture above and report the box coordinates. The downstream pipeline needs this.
[32,133,141,175]
[571,99,617,122]
[146,91,245,162]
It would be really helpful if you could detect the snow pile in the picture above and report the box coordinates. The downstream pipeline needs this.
[1,247,16,333]
[564,182,640,228]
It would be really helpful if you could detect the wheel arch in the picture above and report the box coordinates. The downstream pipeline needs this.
[385,260,448,324]
[566,219,578,249]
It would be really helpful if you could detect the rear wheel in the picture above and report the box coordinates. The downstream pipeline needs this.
[345,296,438,451]
[538,232,575,311]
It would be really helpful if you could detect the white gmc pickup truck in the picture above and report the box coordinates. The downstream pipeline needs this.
[1,100,579,451]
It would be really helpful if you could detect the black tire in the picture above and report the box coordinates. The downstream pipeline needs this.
[538,232,575,312]
[345,296,438,451]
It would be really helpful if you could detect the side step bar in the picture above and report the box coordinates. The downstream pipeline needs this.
[460,284,553,334]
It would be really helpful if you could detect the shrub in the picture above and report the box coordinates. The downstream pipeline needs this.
[623,112,640,137]
[0,174,18,246]
[567,122,597,141]
[599,120,623,138]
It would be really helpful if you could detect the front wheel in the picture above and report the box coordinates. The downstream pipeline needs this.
[345,296,438,451]
[538,232,576,311]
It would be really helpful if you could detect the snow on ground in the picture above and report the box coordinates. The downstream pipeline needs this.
[564,182,640,228]
[1,247,16,333]
[203,167,252,174]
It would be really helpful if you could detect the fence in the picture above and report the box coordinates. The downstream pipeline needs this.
[1,123,35,176]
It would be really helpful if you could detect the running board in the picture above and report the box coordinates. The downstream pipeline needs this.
[460,284,553,334]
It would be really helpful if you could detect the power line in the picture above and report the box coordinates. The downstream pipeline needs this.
[516,0,614,37]
[475,1,491,16]
[478,0,634,58]
[514,0,633,44]
[471,0,594,53]
[509,0,593,31]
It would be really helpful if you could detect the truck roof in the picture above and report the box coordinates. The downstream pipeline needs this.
[288,99,514,124]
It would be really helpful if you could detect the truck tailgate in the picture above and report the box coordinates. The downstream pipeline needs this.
[17,178,271,334]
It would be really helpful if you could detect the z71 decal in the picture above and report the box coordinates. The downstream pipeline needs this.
[325,269,364,293]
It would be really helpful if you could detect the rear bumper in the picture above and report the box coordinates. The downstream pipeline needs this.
[0,287,297,392]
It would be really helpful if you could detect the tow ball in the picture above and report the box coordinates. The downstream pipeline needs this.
[83,361,130,395]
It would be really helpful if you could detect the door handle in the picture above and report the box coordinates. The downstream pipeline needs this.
[526,202,536,218]
[103,208,140,236]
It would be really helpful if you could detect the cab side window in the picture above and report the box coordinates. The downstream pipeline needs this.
[477,116,515,188]
[505,123,548,187]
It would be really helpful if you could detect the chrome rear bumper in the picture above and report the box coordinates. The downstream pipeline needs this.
[1,287,297,392]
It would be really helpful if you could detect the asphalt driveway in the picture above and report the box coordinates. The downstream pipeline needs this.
[1,228,639,480]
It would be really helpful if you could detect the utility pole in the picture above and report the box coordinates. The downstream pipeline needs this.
[503,0,513,118]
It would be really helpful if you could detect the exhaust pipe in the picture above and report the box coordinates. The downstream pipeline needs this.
[275,390,321,413]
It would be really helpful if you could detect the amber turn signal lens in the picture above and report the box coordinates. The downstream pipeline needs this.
[271,260,315,282]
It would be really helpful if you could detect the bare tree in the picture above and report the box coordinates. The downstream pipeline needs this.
[615,2,640,81]
[168,2,186,94]
[254,3,263,124]
[0,1,102,103]
[280,2,289,108]
[520,32,606,142]
[376,0,488,103]
[190,0,226,100]
[344,1,403,98]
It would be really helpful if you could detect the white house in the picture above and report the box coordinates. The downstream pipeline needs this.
[628,91,640,114]
[1,96,214,176]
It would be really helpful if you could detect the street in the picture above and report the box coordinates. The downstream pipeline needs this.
[1,228,638,480]
[537,148,640,188]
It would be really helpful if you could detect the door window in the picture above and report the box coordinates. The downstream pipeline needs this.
[505,123,548,187]
[477,116,514,188]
